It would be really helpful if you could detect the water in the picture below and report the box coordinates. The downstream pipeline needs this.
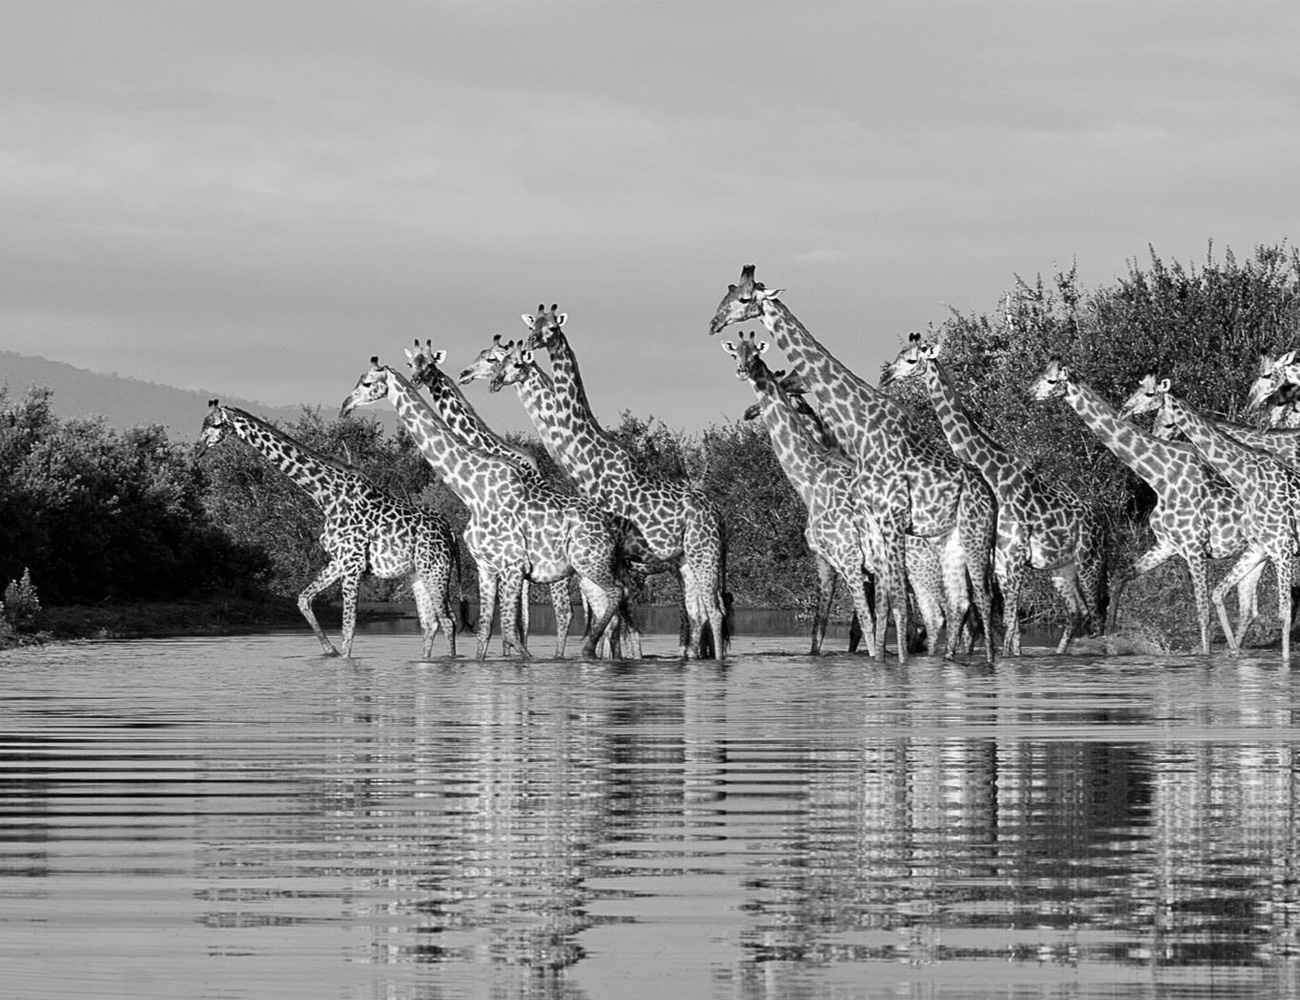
[2,624,1299,999]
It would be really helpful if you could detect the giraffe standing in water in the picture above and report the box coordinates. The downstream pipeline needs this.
[883,333,1107,655]
[340,358,628,660]
[404,339,639,658]
[514,305,729,660]
[710,266,996,662]
[198,401,459,659]
[1160,385,1300,658]
[1029,362,1262,654]
[720,333,950,655]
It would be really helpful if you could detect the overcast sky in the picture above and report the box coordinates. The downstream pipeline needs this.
[4,1,1297,436]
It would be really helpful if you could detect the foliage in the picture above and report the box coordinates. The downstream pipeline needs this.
[0,385,268,605]
[2,568,41,632]
[897,242,1300,641]
[6,241,1300,653]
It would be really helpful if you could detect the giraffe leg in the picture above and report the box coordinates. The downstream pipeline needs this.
[936,532,972,661]
[870,504,911,663]
[499,572,531,659]
[1076,522,1108,637]
[337,564,365,659]
[474,569,498,660]
[678,562,706,659]
[1275,553,1293,661]
[298,561,345,657]
[811,555,838,655]
[1048,565,1088,655]
[1234,560,1266,649]
[957,487,997,664]
[549,580,572,658]
[1211,549,1267,655]
[411,573,453,659]
[671,566,691,658]
[575,576,620,659]
[903,541,944,657]
[995,540,1025,657]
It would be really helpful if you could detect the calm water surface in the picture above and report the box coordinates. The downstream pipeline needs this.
[2,621,1299,999]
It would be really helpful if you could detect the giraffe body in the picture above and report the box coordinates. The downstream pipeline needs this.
[199,402,458,658]
[341,361,628,660]
[710,266,995,662]
[722,335,950,654]
[885,334,1106,655]
[1031,363,1261,653]
[511,307,729,660]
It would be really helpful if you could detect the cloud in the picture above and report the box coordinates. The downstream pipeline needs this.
[794,248,848,264]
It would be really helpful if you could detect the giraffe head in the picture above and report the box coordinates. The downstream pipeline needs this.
[719,330,770,382]
[405,339,449,392]
[457,334,512,386]
[879,332,937,388]
[709,264,782,336]
[521,303,567,352]
[1246,350,1298,413]
[1149,383,1181,440]
[1027,359,1073,402]
[340,357,396,417]
[487,341,540,394]
[197,398,231,452]
[1117,373,1167,420]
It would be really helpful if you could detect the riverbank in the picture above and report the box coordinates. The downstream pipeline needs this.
[1,595,312,648]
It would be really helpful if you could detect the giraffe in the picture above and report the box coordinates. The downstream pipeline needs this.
[719,333,950,655]
[883,333,1107,655]
[340,358,629,660]
[709,266,996,662]
[1160,385,1300,658]
[516,305,729,660]
[1028,361,1261,653]
[1244,351,1300,437]
[402,338,629,658]
[198,400,458,659]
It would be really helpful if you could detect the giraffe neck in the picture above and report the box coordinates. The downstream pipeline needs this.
[539,329,638,499]
[420,366,539,475]
[504,365,569,468]
[1166,396,1268,495]
[1061,381,1203,490]
[744,363,837,508]
[222,407,358,510]
[385,370,512,511]
[925,360,1025,486]
[759,298,906,457]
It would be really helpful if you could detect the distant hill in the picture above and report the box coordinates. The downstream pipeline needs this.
[0,351,314,437]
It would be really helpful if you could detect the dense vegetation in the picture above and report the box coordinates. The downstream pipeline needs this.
[3,242,1299,648]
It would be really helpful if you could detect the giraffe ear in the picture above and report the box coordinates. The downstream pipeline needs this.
[721,340,738,358]
[521,349,534,363]
[1280,350,1296,367]
[756,341,769,355]
[433,350,446,365]
[556,313,567,327]
[1157,378,1171,392]
[403,346,417,362]
[521,314,535,329]
[922,343,939,360]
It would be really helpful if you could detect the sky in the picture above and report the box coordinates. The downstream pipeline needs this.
[3,0,1298,437]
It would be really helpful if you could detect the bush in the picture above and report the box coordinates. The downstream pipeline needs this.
[2,568,41,632]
